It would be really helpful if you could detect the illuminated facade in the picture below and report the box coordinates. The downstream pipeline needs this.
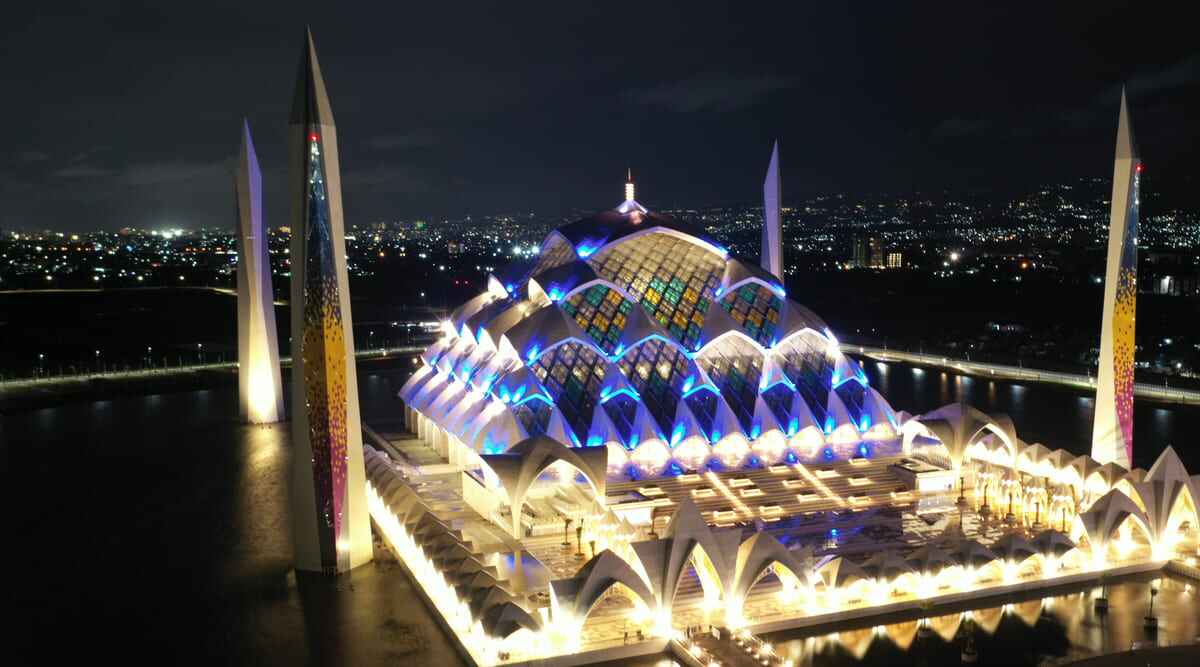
[384,148,1194,667]
[235,120,284,424]
[1092,90,1140,468]
[288,31,371,574]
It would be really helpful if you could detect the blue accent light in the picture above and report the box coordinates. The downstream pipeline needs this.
[627,433,640,449]
[586,435,603,447]
[823,447,834,461]
[784,451,798,464]
[772,284,787,298]
[830,528,839,538]
[513,392,553,408]
[613,343,625,357]
[547,287,564,302]
[749,423,761,439]
[830,370,840,386]
[858,442,871,458]
[525,344,540,364]
[575,239,605,258]
[512,385,527,403]
[787,417,799,436]
[682,375,695,393]
[824,416,835,434]
[600,387,639,404]
[476,326,486,342]
[859,415,871,432]
[483,436,505,455]
[498,387,511,403]
[505,283,515,293]
[568,432,580,446]
[670,422,686,447]
[665,462,684,477]
[714,286,725,298]
[682,383,715,399]
[710,429,721,444]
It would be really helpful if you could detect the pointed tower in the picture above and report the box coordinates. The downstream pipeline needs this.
[288,30,372,573]
[1091,90,1140,469]
[617,168,647,214]
[235,120,284,424]
[761,141,783,279]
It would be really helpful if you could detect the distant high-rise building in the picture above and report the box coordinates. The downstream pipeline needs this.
[235,120,284,425]
[1091,90,1140,469]
[851,236,868,268]
[869,237,884,269]
[288,30,372,574]
[887,252,902,269]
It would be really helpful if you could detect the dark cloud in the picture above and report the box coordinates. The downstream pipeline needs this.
[2,2,1199,230]
[119,159,231,187]
[623,73,798,113]
[931,117,994,140]
[366,130,438,151]
[1100,54,1200,102]
[54,165,115,179]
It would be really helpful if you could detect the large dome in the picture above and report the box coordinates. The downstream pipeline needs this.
[400,202,897,472]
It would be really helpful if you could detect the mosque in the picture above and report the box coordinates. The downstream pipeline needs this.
[239,33,1199,667]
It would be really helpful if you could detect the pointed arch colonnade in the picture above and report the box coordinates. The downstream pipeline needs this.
[361,437,1198,664]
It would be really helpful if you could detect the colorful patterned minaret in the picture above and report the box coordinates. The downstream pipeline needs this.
[1091,89,1140,469]
[288,30,372,573]
[761,141,783,280]
[235,120,284,424]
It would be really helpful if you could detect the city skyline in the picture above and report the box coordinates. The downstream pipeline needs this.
[3,3,1200,231]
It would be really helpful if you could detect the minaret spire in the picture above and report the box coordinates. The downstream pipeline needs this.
[625,168,635,202]
[235,120,284,425]
[762,140,783,280]
[288,29,373,574]
[1091,87,1140,469]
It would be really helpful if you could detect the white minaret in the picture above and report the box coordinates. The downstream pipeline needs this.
[235,120,284,424]
[1091,89,1140,469]
[288,29,372,574]
[761,141,783,280]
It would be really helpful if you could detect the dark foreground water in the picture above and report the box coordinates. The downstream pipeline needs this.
[5,358,1199,666]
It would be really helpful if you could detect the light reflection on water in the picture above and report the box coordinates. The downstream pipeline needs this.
[766,574,1198,666]
[857,360,1200,472]
[6,359,1200,666]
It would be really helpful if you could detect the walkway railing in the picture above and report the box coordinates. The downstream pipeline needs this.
[843,344,1200,406]
[0,345,425,390]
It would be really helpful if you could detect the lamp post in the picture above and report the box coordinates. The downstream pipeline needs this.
[562,517,572,548]
[1145,586,1159,630]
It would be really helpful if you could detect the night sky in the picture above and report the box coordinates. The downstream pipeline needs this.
[3,1,1199,231]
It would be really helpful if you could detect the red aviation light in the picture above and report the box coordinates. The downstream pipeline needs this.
[308,132,319,142]
[1135,163,1143,173]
